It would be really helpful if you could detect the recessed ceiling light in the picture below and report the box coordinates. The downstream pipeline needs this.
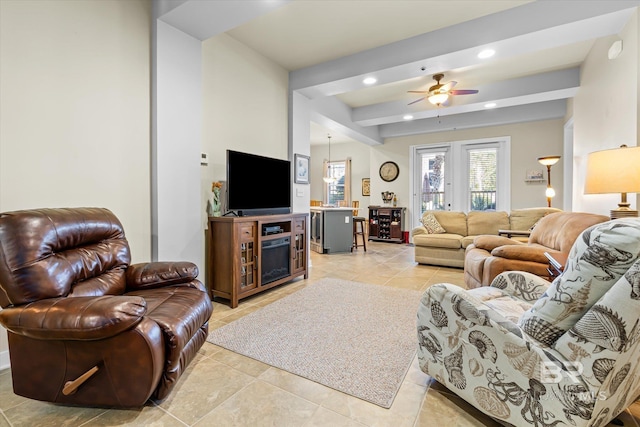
[484,102,497,108]
[363,77,377,85]
[478,49,495,59]
[403,115,414,120]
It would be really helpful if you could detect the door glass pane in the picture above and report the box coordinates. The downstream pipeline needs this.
[420,152,446,213]
[468,148,497,211]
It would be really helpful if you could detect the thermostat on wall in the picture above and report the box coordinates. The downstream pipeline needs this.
[200,152,209,165]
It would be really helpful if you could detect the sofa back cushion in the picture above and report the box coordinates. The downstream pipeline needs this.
[529,212,608,253]
[509,207,562,231]
[423,211,467,236]
[467,211,509,236]
[519,218,640,346]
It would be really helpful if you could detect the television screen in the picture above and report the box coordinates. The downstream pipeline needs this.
[227,150,291,216]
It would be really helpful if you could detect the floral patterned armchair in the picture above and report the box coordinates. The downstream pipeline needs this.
[417,218,640,427]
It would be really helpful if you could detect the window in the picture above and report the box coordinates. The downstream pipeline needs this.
[410,137,510,228]
[323,158,352,206]
[468,147,497,211]
[326,161,346,205]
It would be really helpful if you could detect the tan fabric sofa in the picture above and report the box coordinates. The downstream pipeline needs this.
[463,211,609,288]
[411,208,560,268]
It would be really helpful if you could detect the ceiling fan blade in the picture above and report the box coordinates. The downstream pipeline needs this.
[450,89,479,95]
[408,97,425,105]
[407,90,429,93]
[441,97,451,107]
[440,81,457,92]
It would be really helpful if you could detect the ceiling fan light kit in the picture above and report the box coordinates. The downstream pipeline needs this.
[408,73,478,107]
[428,93,449,105]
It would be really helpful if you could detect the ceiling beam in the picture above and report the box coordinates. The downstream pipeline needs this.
[158,0,292,41]
[379,100,567,138]
[309,97,383,146]
[290,1,636,99]
[353,68,580,126]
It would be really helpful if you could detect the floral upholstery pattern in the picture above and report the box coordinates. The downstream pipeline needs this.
[417,218,640,427]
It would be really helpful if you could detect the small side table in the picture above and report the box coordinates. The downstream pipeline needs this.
[544,252,568,281]
[498,229,531,239]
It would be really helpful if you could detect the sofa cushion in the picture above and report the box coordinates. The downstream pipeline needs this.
[460,236,476,248]
[473,235,523,252]
[467,211,510,236]
[413,233,463,249]
[519,219,640,346]
[421,213,446,234]
[425,211,467,236]
[509,207,561,231]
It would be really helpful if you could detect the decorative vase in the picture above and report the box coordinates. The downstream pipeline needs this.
[212,187,222,217]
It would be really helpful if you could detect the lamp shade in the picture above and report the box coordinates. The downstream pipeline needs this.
[585,145,640,194]
[537,156,560,166]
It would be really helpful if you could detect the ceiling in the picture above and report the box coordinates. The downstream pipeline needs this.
[161,0,639,145]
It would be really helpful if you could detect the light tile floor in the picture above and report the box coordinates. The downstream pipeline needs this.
[0,241,638,426]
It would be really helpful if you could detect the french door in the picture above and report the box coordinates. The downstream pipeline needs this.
[410,137,510,230]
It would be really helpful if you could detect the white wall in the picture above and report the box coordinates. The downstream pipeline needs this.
[0,0,151,369]
[573,11,639,215]
[290,92,312,214]
[201,33,289,221]
[375,119,565,228]
[154,20,203,273]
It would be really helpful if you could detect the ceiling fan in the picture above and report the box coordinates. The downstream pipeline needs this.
[408,73,479,106]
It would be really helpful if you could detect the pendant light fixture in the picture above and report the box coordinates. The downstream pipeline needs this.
[323,134,336,183]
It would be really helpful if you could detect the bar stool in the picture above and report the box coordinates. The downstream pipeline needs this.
[351,201,367,252]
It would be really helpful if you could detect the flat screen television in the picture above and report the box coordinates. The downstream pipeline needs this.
[226,150,291,216]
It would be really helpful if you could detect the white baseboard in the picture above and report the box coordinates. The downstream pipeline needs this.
[0,350,10,371]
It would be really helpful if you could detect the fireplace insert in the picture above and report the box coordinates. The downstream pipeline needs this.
[261,236,291,284]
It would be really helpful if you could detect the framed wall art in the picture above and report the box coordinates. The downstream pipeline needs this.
[294,154,310,184]
[362,178,370,196]
[525,169,545,182]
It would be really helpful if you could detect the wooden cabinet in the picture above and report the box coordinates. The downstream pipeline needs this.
[207,213,308,308]
[292,217,306,275]
[368,206,405,243]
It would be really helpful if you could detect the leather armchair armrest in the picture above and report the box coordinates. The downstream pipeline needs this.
[126,262,199,291]
[0,296,146,340]
[473,235,522,252]
[490,245,560,264]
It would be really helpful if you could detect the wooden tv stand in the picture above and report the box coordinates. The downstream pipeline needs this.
[206,213,308,308]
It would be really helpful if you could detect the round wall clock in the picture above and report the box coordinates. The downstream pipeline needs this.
[379,161,399,182]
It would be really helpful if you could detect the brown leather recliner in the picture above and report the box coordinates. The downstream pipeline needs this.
[0,207,213,407]
[463,211,609,288]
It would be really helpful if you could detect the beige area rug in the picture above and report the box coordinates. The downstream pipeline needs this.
[207,278,422,408]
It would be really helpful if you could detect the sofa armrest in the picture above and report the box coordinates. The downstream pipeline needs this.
[490,245,560,264]
[0,296,146,340]
[473,235,523,251]
[412,225,428,236]
[126,261,200,291]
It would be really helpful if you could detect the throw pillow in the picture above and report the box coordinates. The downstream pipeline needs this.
[422,213,446,234]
